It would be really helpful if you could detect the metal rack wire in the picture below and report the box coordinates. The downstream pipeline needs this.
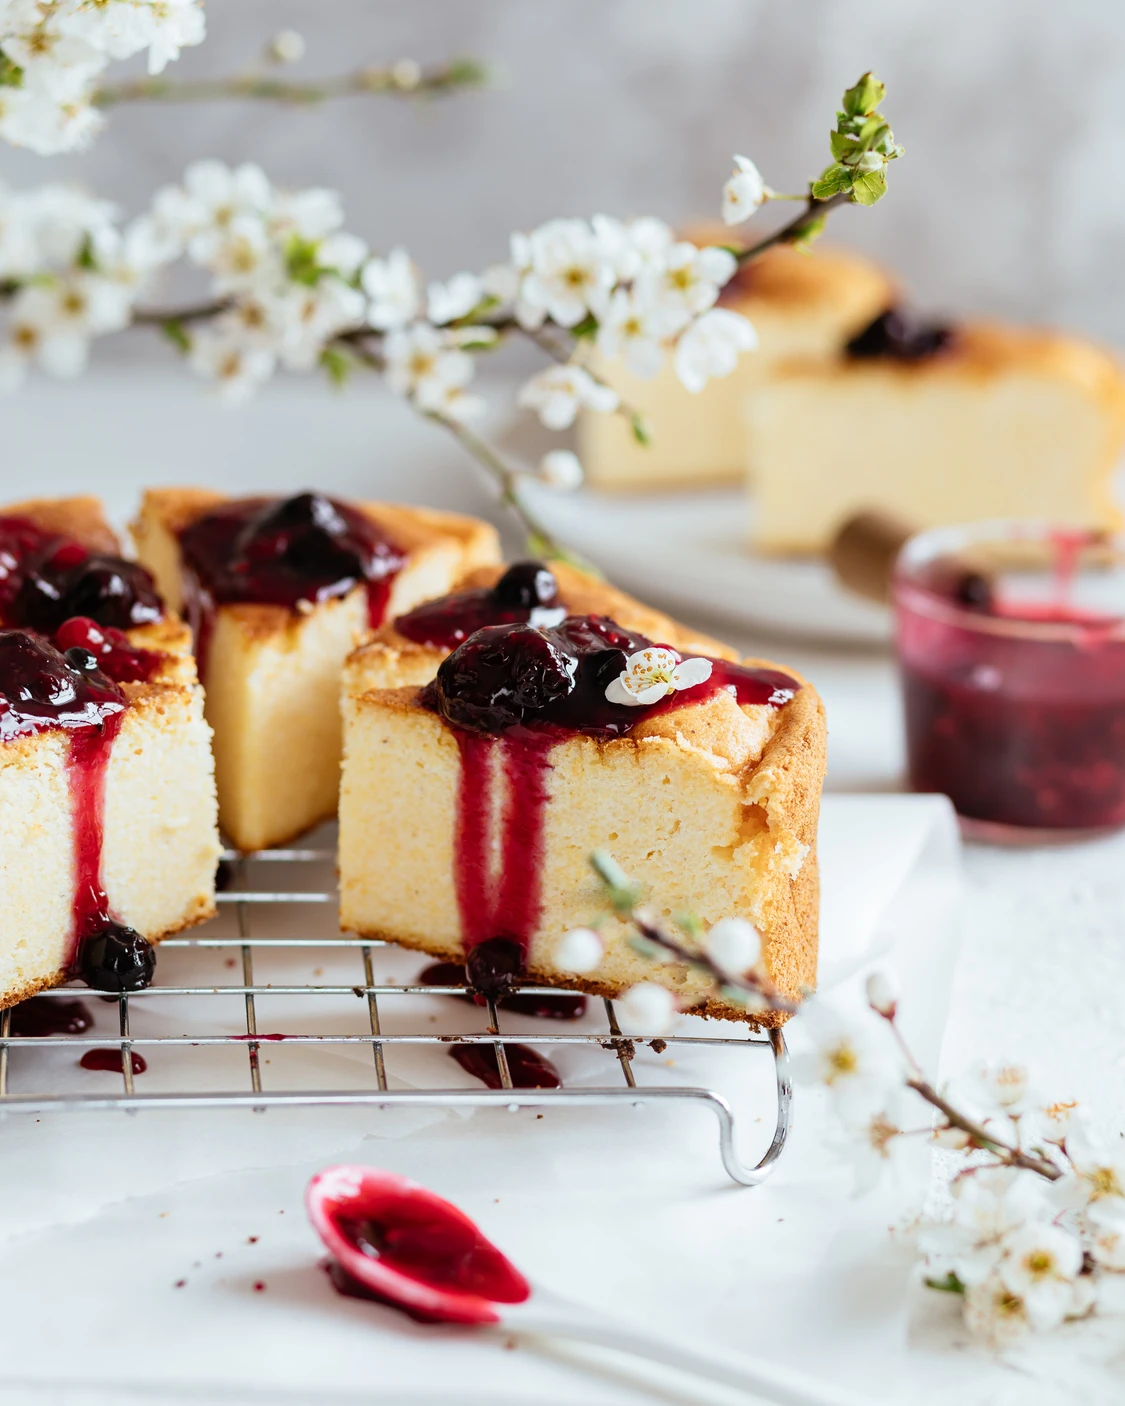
[0,845,792,1187]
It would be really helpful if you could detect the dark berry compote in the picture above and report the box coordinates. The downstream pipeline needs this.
[55,615,162,684]
[0,629,125,742]
[421,614,797,739]
[177,493,407,664]
[420,614,798,972]
[395,561,565,649]
[895,528,1125,834]
[0,515,162,633]
[846,306,955,362]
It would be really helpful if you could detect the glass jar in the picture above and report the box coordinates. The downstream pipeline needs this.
[893,521,1125,841]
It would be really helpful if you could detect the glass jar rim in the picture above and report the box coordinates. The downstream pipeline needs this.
[893,518,1125,644]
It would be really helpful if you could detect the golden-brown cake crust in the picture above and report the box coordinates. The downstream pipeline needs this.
[3,495,122,554]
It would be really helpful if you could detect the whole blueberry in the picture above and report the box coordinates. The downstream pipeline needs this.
[78,921,156,993]
[490,562,560,612]
[465,937,524,997]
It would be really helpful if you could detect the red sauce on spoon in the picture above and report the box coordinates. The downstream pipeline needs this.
[307,1165,530,1325]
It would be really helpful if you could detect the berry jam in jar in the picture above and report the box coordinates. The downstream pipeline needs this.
[893,522,1125,840]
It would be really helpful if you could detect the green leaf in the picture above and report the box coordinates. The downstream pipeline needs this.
[569,314,599,340]
[925,1273,966,1296]
[811,164,853,200]
[842,72,885,118]
[850,168,888,206]
[320,345,353,388]
[161,319,191,354]
[829,130,861,162]
[630,412,651,447]
[75,235,98,272]
[285,234,323,286]
[0,54,22,88]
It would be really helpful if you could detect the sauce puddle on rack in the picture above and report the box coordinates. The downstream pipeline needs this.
[9,996,94,1036]
[79,1048,147,1075]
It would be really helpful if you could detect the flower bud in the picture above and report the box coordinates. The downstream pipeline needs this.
[539,449,584,491]
[865,969,898,1018]
[704,916,761,976]
[555,926,603,975]
[268,30,306,64]
[617,982,677,1035]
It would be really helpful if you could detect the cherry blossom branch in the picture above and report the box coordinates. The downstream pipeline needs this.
[730,189,852,264]
[589,850,795,1016]
[92,57,490,109]
[867,1000,1063,1181]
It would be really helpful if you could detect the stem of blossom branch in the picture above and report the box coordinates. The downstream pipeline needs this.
[418,410,565,557]
[133,300,230,326]
[517,324,647,440]
[733,190,852,263]
[92,58,490,108]
[905,1076,1063,1181]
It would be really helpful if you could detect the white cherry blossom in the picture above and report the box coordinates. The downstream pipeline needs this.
[517,363,618,431]
[269,187,344,243]
[317,231,368,279]
[722,154,769,226]
[362,247,421,331]
[539,449,584,491]
[617,982,677,1036]
[203,213,279,295]
[964,1059,1040,1119]
[1053,1127,1125,1213]
[790,998,900,1118]
[1088,1200,1125,1271]
[1,30,103,101]
[704,917,761,976]
[269,277,366,372]
[917,1166,1056,1290]
[604,646,712,707]
[829,1088,913,1195]
[865,970,898,1019]
[383,321,480,420]
[269,29,306,64]
[963,1274,1034,1350]
[999,1223,1083,1330]
[169,160,273,262]
[592,213,674,282]
[427,272,482,325]
[555,927,603,975]
[144,0,206,75]
[642,241,736,328]
[673,307,757,393]
[518,217,614,329]
[596,286,671,380]
[187,323,276,403]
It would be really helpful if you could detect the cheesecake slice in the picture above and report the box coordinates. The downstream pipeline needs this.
[578,242,894,491]
[132,489,500,852]
[748,318,1125,553]
[0,494,218,1007]
[340,614,825,1025]
[345,558,737,696]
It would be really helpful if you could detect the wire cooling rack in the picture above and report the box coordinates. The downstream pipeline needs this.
[0,842,791,1187]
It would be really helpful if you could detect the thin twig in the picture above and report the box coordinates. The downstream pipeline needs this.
[907,1076,1063,1181]
[132,300,230,327]
[92,58,490,109]
[732,190,852,264]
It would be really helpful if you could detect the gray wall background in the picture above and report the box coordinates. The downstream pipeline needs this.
[2,0,1124,345]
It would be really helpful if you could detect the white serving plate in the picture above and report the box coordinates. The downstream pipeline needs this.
[518,480,892,645]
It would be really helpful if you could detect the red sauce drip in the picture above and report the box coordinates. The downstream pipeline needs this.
[307,1165,530,1325]
[79,1047,147,1074]
[426,613,797,960]
[0,631,127,962]
[418,961,586,1019]
[9,996,93,1036]
[177,493,406,673]
[68,709,127,956]
[449,1042,562,1089]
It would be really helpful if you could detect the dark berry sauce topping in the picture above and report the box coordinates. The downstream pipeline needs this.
[395,561,563,650]
[418,960,586,1019]
[77,921,156,993]
[308,1165,530,1325]
[8,996,94,1036]
[0,516,162,633]
[177,492,406,651]
[0,629,125,741]
[55,616,162,683]
[422,613,797,738]
[846,307,954,363]
[79,1047,147,1075]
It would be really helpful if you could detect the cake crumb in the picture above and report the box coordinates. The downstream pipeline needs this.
[536,1114,544,1120]
[649,1039,667,1054]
